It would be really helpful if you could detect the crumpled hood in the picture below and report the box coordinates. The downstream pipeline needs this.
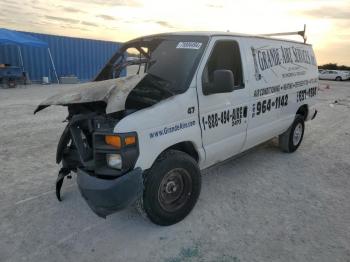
[34,73,146,114]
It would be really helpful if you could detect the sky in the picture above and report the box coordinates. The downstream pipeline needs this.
[1,0,350,65]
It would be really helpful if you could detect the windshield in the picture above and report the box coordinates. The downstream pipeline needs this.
[145,36,208,93]
[95,35,209,94]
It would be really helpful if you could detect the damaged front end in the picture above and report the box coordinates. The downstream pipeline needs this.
[55,109,142,217]
[35,72,174,217]
[35,34,208,218]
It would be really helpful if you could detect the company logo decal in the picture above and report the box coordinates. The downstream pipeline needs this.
[251,45,317,81]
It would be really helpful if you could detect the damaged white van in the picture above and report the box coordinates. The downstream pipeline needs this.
[35,31,318,226]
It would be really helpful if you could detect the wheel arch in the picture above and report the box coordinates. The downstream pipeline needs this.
[335,76,342,81]
[161,141,200,162]
[296,104,309,121]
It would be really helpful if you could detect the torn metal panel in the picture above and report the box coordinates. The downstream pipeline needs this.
[34,73,146,114]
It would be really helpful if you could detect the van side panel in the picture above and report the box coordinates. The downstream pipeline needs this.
[242,38,318,151]
[115,36,319,171]
[114,88,204,171]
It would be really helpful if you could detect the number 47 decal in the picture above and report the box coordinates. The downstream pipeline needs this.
[187,107,195,114]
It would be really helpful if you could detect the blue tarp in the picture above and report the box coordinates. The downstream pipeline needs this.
[0,29,121,82]
[0,28,48,48]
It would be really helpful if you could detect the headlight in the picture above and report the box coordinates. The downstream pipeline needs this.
[107,154,122,169]
[101,133,138,171]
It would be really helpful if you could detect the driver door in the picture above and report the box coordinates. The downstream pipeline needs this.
[196,37,249,168]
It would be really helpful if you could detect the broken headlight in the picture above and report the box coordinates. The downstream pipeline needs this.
[106,154,122,170]
[93,132,139,173]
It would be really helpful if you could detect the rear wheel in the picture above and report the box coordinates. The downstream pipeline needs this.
[141,150,201,226]
[279,115,305,153]
[335,76,342,81]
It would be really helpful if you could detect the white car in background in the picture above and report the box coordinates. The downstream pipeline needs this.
[319,70,350,81]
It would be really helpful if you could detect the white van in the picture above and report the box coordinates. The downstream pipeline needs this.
[35,32,318,225]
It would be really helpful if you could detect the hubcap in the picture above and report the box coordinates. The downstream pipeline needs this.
[158,168,192,212]
[293,123,303,146]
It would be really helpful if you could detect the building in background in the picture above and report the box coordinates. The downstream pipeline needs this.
[0,30,121,83]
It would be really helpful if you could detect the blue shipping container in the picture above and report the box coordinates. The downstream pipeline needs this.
[0,31,121,82]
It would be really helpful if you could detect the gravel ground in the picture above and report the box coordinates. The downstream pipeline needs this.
[0,80,349,262]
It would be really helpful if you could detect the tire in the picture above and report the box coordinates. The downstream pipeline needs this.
[141,150,201,226]
[335,76,342,81]
[279,115,305,153]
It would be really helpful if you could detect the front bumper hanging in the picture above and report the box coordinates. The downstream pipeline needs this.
[77,167,143,218]
[56,167,71,201]
[54,113,141,217]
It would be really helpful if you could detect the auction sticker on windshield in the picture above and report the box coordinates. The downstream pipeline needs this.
[176,42,202,49]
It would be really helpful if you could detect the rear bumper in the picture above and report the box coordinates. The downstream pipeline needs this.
[77,167,143,218]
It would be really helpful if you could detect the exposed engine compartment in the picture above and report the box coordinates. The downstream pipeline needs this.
[125,74,173,110]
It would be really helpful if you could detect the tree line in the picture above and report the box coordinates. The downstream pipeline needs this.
[318,63,350,70]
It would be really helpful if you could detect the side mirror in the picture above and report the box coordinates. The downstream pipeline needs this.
[202,69,235,95]
[212,70,235,94]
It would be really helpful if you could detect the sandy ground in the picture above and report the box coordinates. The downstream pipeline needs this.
[0,80,349,262]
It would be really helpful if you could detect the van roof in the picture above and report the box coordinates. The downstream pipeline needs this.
[127,31,311,46]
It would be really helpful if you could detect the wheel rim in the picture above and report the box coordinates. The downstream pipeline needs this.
[158,168,192,212]
[293,123,303,146]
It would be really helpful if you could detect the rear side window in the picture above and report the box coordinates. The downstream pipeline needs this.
[202,40,244,95]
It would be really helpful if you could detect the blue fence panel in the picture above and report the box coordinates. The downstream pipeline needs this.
[0,31,121,82]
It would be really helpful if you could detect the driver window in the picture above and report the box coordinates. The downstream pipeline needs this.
[202,40,243,95]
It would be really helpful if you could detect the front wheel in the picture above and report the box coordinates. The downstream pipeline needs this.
[335,76,342,81]
[279,115,305,153]
[141,150,201,226]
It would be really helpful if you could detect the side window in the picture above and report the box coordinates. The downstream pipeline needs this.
[202,40,244,95]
